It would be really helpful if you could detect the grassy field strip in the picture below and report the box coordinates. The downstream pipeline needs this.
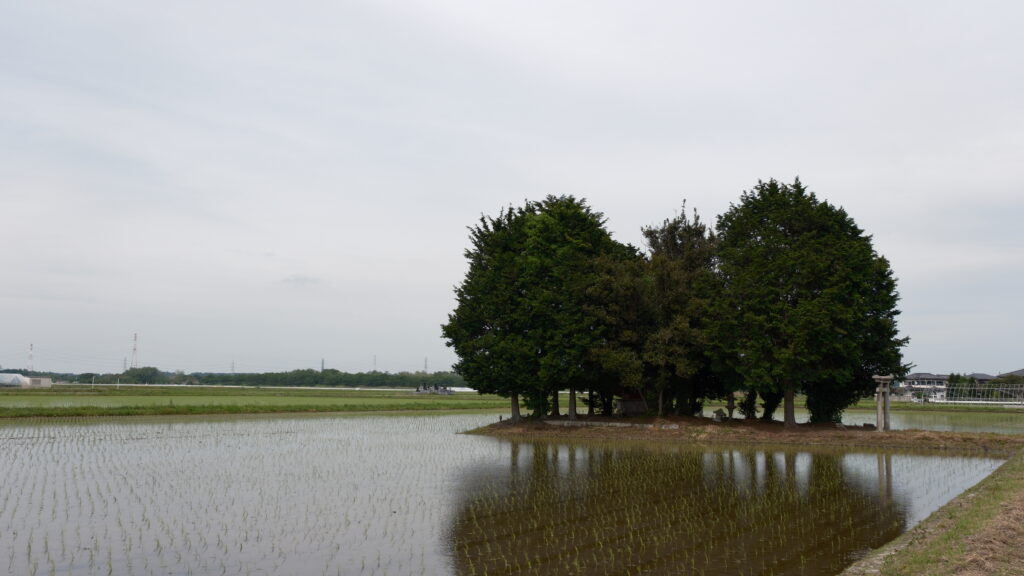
[840,449,1024,576]
[0,386,509,418]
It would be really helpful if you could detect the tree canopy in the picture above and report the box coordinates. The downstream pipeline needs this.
[715,178,907,425]
[442,196,628,419]
[444,180,907,425]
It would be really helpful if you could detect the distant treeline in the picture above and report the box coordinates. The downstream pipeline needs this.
[194,369,465,388]
[0,369,77,381]
[1,367,464,388]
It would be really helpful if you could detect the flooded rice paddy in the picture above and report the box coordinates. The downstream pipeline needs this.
[699,407,1024,435]
[839,409,1024,434]
[0,414,1005,575]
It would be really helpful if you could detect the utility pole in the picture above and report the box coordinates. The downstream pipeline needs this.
[321,358,324,372]
[373,354,377,372]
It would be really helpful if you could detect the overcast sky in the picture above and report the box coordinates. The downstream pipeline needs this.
[2,1,1022,376]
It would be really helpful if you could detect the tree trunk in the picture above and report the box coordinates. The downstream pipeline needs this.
[550,389,560,418]
[678,387,691,417]
[783,386,796,428]
[568,388,577,421]
[510,392,521,422]
[657,387,665,417]
[760,390,783,421]
[587,389,595,416]
[726,393,735,421]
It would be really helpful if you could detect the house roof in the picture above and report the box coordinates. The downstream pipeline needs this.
[998,369,1024,378]
[904,372,948,380]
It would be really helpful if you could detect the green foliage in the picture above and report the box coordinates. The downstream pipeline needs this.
[639,205,725,415]
[715,178,908,424]
[442,203,538,412]
[195,370,465,388]
[123,366,168,384]
[443,196,626,416]
[738,389,758,419]
[57,368,466,388]
[760,390,784,421]
[446,180,906,424]
[525,196,627,406]
[585,249,650,406]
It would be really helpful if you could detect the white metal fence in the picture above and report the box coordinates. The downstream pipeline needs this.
[937,383,1024,405]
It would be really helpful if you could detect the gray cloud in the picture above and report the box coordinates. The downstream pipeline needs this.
[2,1,1022,375]
[282,275,322,287]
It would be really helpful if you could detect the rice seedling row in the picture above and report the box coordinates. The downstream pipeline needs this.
[0,415,1003,576]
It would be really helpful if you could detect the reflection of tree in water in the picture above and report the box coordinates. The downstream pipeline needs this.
[449,442,906,576]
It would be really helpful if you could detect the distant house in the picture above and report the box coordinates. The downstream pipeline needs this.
[0,374,52,388]
[969,373,996,384]
[898,373,949,400]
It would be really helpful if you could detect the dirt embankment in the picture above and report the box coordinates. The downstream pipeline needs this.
[473,415,1024,455]
[841,450,1024,576]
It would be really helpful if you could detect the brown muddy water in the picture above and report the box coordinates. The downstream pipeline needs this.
[0,414,1004,575]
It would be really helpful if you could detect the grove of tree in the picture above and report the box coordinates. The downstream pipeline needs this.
[444,179,908,424]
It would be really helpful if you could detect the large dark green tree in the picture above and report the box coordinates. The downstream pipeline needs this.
[640,205,725,416]
[443,196,624,420]
[715,179,907,426]
[442,205,535,420]
[585,248,651,414]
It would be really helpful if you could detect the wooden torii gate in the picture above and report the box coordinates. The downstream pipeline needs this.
[873,375,893,432]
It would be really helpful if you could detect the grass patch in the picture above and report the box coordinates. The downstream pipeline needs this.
[0,386,510,418]
[863,451,1024,576]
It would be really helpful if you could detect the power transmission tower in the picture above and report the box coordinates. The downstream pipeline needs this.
[130,333,139,369]
[28,343,33,372]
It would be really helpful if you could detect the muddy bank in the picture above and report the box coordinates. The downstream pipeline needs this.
[471,415,1024,455]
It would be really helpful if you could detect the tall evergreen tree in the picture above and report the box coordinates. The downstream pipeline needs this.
[442,205,536,420]
[443,196,625,419]
[522,196,626,416]
[641,205,722,416]
[715,179,907,426]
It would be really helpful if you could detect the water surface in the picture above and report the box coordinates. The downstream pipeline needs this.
[704,406,1024,435]
[0,414,1003,575]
